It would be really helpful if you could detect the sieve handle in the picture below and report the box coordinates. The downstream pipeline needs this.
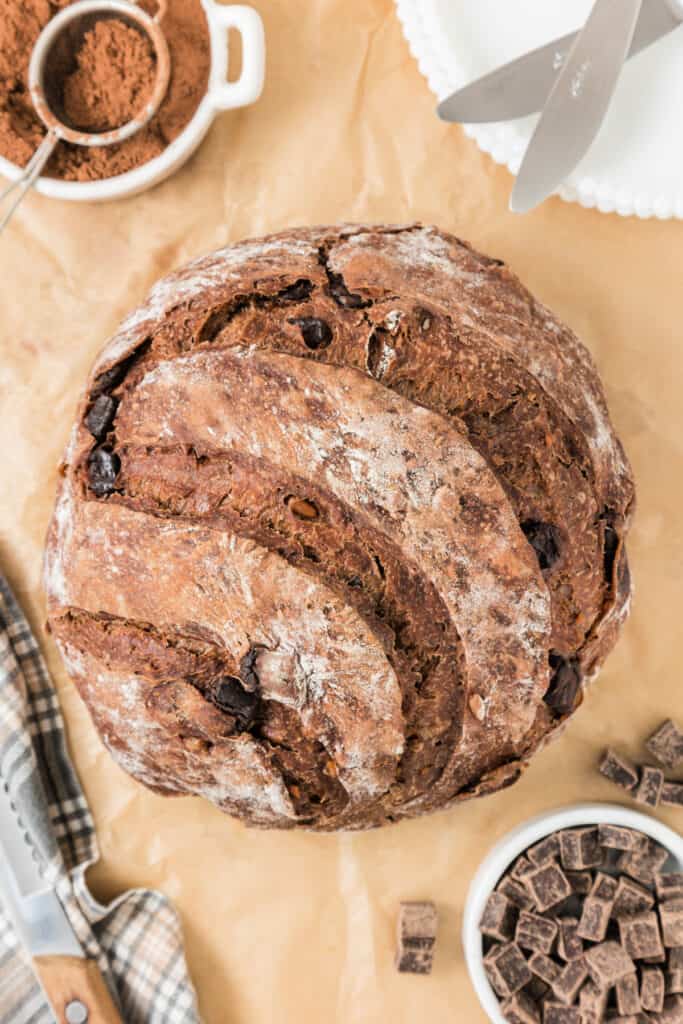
[205,3,265,111]
[0,131,58,238]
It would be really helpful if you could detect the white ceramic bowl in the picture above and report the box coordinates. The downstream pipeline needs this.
[463,803,683,1024]
[0,0,265,202]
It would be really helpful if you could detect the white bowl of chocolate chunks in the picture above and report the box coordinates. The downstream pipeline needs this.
[463,803,683,1024]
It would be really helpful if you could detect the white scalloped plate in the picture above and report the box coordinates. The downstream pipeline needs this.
[396,0,683,218]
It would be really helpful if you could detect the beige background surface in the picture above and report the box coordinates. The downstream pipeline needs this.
[1,2,682,1021]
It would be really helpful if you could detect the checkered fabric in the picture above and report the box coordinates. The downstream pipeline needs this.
[0,575,202,1023]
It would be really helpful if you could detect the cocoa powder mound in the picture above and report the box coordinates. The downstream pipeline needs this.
[62,18,157,133]
[0,0,210,182]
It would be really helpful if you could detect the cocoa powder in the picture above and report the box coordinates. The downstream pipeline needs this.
[62,18,157,133]
[0,0,210,182]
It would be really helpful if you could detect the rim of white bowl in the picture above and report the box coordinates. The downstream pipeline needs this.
[462,802,683,1024]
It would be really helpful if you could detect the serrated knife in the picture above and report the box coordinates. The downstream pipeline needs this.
[0,778,122,1023]
[437,0,682,124]
[510,0,644,213]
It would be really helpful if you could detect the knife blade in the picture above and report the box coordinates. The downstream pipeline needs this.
[510,0,644,213]
[0,776,123,1022]
[437,0,680,124]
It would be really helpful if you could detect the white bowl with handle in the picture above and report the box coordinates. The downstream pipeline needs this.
[462,803,683,1024]
[0,0,266,202]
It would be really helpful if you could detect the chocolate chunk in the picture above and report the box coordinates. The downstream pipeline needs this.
[657,995,683,1023]
[528,952,561,986]
[671,949,683,969]
[289,316,333,350]
[521,520,562,571]
[552,957,588,1005]
[528,833,561,867]
[483,942,532,997]
[642,967,666,1013]
[667,971,683,995]
[613,876,656,918]
[661,900,683,949]
[618,840,670,890]
[560,828,602,871]
[524,976,549,1003]
[324,267,371,309]
[87,446,120,496]
[576,873,617,943]
[516,911,558,955]
[579,979,608,1022]
[512,855,536,881]
[662,782,683,808]
[85,393,117,440]
[277,279,314,303]
[599,824,648,853]
[544,655,581,716]
[635,765,665,808]
[542,1004,581,1024]
[286,496,320,519]
[566,871,593,897]
[619,911,665,960]
[617,973,642,1015]
[238,646,262,692]
[395,901,437,975]
[584,941,636,987]
[480,891,518,942]
[499,876,536,911]
[501,991,541,1024]
[646,720,683,770]
[524,862,572,914]
[658,877,683,903]
[557,918,583,962]
[214,677,259,730]
[600,749,640,791]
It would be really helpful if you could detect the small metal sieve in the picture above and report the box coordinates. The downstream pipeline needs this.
[0,0,170,235]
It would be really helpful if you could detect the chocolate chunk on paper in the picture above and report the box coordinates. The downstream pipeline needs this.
[662,782,683,808]
[618,910,665,960]
[500,991,540,1024]
[480,891,518,942]
[584,940,635,987]
[515,911,557,955]
[642,966,666,1013]
[599,749,639,791]
[523,862,572,913]
[635,765,665,808]
[395,901,437,974]
[483,942,532,997]
[646,719,683,769]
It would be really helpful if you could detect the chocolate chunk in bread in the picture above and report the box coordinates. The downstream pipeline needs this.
[599,749,640,792]
[646,720,683,770]
[395,901,437,974]
[43,224,634,830]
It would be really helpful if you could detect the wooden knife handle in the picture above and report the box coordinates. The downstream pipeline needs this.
[33,955,123,1023]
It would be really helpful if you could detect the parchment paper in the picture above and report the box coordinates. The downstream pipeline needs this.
[1,2,682,1021]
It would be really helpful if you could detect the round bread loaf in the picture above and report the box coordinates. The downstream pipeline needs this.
[44,224,635,830]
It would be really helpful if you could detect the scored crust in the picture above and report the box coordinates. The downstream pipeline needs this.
[44,224,634,830]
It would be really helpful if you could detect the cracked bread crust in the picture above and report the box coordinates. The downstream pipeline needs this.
[44,224,634,830]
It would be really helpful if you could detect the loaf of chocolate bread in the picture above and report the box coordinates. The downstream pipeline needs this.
[44,225,635,830]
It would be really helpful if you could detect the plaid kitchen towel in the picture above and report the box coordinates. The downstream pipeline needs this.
[0,574,202,1024]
